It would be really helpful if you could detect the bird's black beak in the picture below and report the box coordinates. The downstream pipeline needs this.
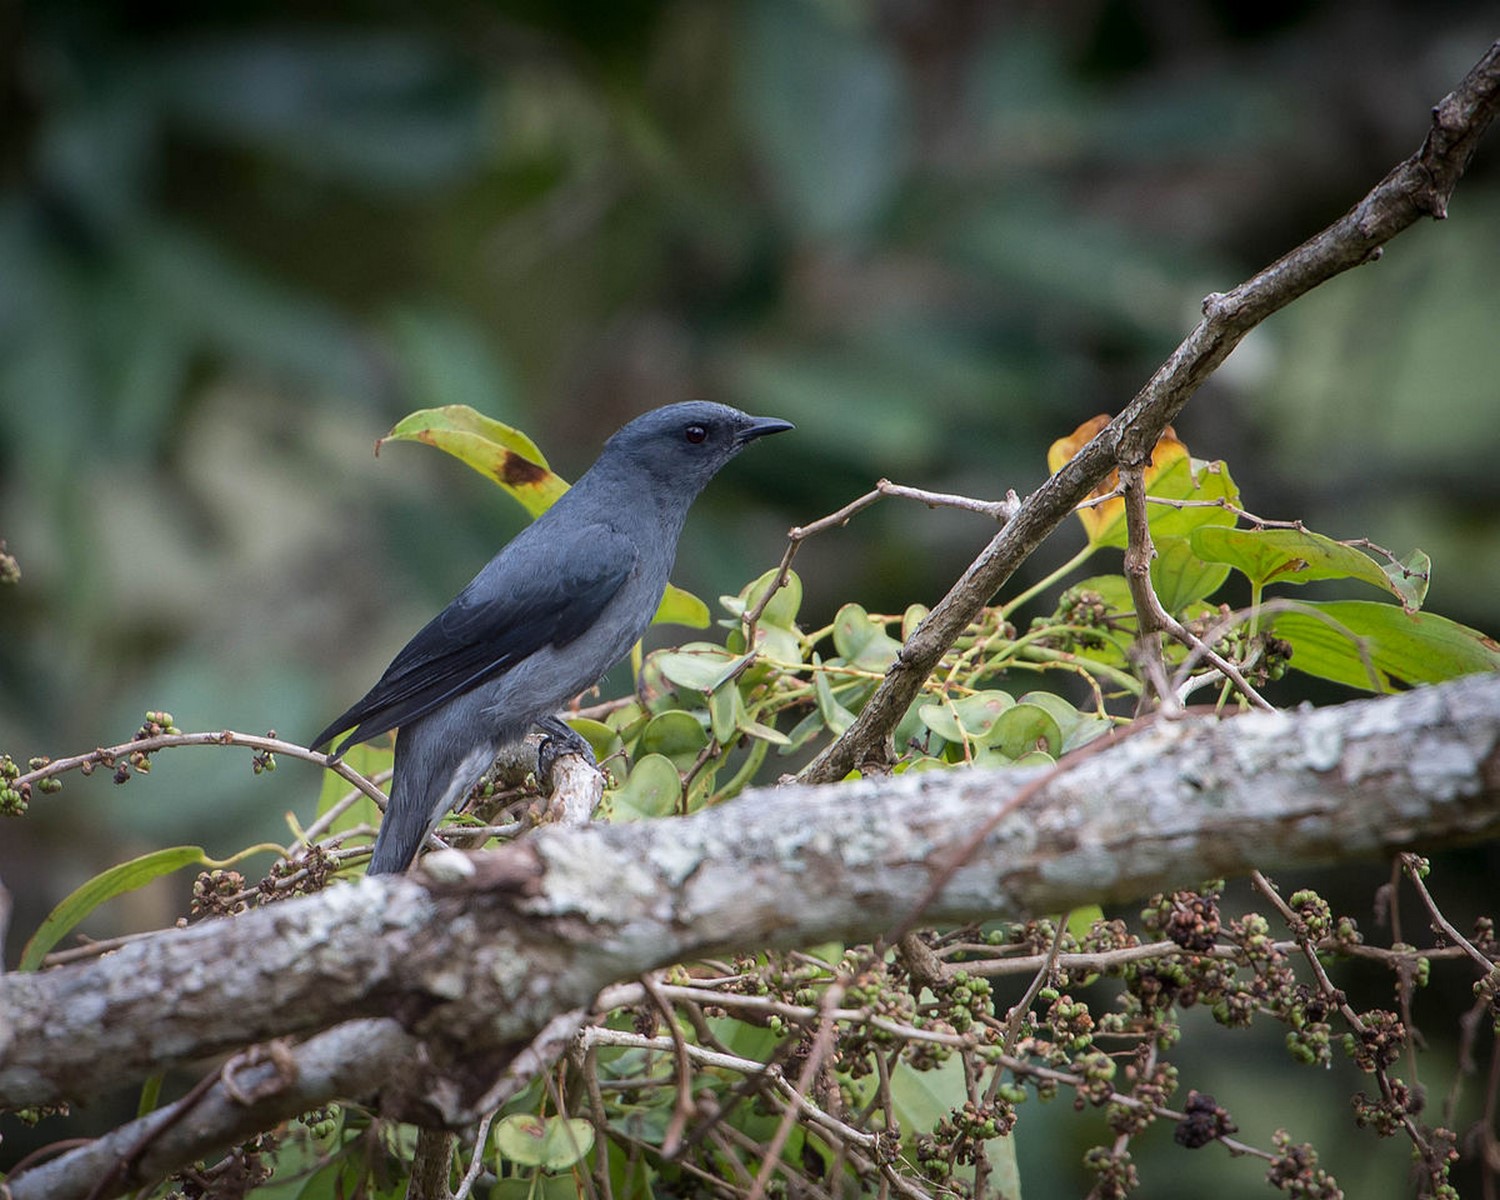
[737,416,795,445]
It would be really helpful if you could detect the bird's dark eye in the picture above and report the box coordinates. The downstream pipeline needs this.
[684,424,708,444]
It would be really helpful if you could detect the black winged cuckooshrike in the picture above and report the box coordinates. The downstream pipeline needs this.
[313,402,793,874]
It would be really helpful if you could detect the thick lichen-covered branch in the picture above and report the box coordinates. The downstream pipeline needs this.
[3,673,1497,1123]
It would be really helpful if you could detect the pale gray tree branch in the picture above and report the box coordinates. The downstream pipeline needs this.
[4,674,1499,1199]
[800,36,1500,783]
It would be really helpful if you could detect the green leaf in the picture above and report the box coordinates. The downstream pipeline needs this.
[1067,905,1106,938]
[1062,715,1116,754]
[491,1176,583,1200]
[1140,458,1239,541]
[888,1056,969,1137]
[832,603,903,672]
[654,583,710,629]
[1270,600,1500,692]
[378,404,568,518]
[655,645,747,693]
[493,1114,595,1171]
[1068,574,1135,616]
[1191,527,1428,610]
[723,572,805,665]
[637,711,710,768]
[919,691,1015,745]
[1083,453,1238,550]
[812,655,857,737]
[985,1131,1022,1200]
[737,716,790,746]
[1013,691,1081,734]
[562,717,623,765]
[1151,535,1232,614]
[709,681,745,744]
[20,845,214,970]
[723,568,803,629]
[606,754,682,822]
[986,703,1064,759]
[1383,549,1432,611]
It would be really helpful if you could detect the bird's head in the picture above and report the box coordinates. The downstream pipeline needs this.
[600,401,794,497]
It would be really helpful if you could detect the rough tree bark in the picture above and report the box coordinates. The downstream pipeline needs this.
[3,673,1499,1199]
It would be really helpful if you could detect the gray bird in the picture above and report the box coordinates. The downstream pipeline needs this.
[313,402,793,875]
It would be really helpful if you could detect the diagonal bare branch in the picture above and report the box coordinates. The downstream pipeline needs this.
[799,37,1500,783]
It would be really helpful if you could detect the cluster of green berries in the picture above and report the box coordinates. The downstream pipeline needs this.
[934,970,992,1033]
[191,869,249,918]
[1038,989,1095,1053]
[1350,1081,1416,1137]
[1106,1055,1179,1137]
[79,711,184,786]
[1039,587,1114,650]
[1082,1146,1139,1199]
[1266,1130,1343,1199]
[1341,1008,1406,1073]
[257,846,335,903]
[298,1104,341,1140]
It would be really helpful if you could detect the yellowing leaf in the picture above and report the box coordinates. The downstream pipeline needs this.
[378,405,568,518]
[1047,416,1191,547]
[654,583,711,628]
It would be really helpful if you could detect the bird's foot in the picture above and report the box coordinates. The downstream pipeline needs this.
[535,715,596,784]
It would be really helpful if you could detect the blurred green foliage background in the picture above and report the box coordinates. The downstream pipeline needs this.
[2,1,1498,1193]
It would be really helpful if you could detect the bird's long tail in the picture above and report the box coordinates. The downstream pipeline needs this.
[367,724,501,874]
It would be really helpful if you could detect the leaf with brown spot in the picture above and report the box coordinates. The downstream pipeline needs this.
[378,404,569,518]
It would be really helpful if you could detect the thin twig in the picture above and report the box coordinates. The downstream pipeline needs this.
[1400,852,1497,974]
[15,730,388,810]
[746,980,847,1200]
[451,1109,497,1200]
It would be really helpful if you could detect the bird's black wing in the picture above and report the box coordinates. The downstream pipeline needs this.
[313,526,637,759]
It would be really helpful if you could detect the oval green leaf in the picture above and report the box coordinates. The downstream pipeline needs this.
[564,717,624,764]
[654,645,746,693]
[493,1113,595,1171]
[813,656,857,737]
[709,681,745,744]
[919,691,1015,745]
[988,703,1065,759]
[653,583,710,629]
[722,568,803,630]
[832,603,903,672]
[607,754,683,821]
[1092,456,1240,549]
[637,711,709,768]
